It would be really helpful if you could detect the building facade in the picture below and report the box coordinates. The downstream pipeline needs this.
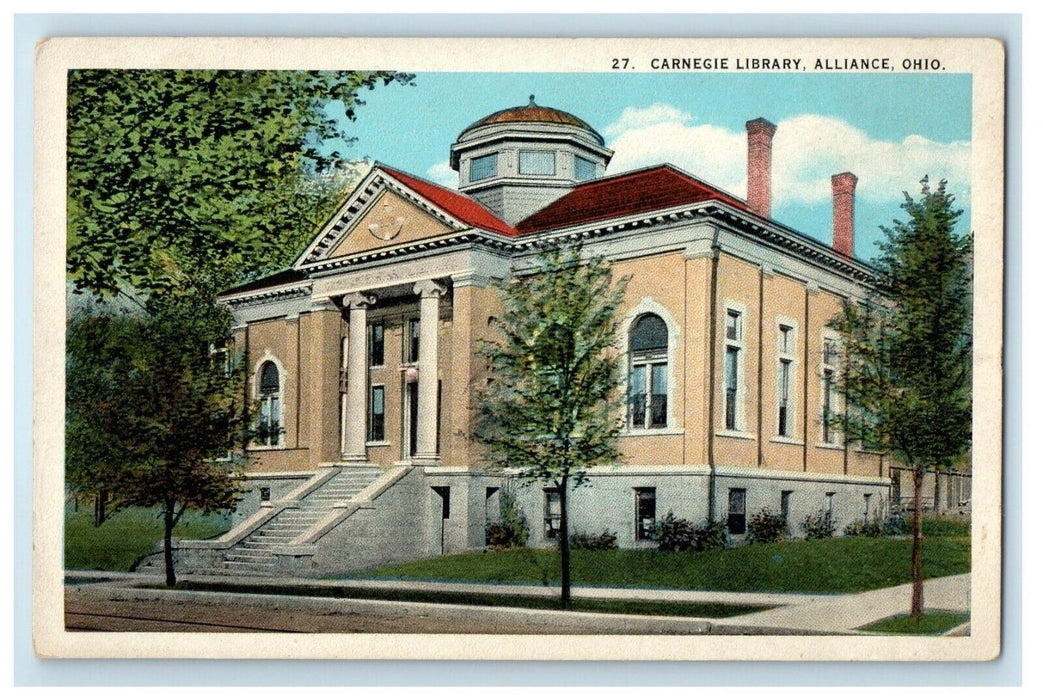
[165,99,900,577]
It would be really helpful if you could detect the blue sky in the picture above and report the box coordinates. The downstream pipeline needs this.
[336,72,972,261]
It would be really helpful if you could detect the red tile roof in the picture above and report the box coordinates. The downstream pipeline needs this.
[379,165,517,236]
[516,164,750,234]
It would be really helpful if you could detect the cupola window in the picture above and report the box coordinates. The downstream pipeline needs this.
[469,153,497,182]
[519,150,556,176]
[574,155,596,181]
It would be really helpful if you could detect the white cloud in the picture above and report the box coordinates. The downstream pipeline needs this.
[602,103,694,139]
[602,105,970,208]
[426,160,458,188]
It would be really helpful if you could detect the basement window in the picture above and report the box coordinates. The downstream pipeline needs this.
[544,489,561,539]
[728,488,747,536]
[635,488,656,540]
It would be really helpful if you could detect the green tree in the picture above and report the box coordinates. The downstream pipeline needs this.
[67,69,413,298]
[473,247,629,607]
[66,285,251,586]
[830,177,972,620]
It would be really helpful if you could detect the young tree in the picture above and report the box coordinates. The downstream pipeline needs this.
[66,285,251,586]
[830,177,972,620]
[474,246,629,607]
[67,69,414,298]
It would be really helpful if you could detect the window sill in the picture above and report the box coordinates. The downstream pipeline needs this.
[622,427,684,437]
[366,441,391,448]
[716,430,755,441]
[770,436,804,446]
[247,445,286,452]
[816,442,845,451]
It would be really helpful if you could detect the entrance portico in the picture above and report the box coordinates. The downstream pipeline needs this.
[334,278,449,466]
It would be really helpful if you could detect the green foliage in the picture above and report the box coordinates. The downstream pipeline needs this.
[830,177,972,473]
[64,505,233,572]
[652,512,727,552]
[65,287,251,584]
[747,507,789,543]
[844,520,885,537]
[67,69,413,297]
[801,509,836,540]
[568,530,619,551]
[359,536,971,594]
[485,485,530,550]
[474,246,629,486]
[472,245,629,605]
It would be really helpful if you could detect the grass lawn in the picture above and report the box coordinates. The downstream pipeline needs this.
[356,536,970,594]
[64,506,233,571]
[168,581,766,618]
[860,611,969,635]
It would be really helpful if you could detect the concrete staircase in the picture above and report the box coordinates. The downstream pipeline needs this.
[221,467,382,577]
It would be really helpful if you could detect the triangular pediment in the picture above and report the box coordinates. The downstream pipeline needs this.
[294,167,479,268]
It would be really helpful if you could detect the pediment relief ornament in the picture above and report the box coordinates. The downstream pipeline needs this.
[367,202,406,241]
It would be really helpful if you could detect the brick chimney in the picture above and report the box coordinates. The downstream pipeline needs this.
[831,172,858,258]
[745,118,777,219]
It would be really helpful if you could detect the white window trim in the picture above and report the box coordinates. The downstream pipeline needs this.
[722,301,748,433]
[619,298,681,433]
[252,351,285,450]
[776,316,800,439]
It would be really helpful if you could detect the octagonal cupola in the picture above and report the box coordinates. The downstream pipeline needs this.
[450,96,614,225]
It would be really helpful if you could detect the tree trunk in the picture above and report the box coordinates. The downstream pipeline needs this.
[911,468,924,621]
[94,490,107,527]
[558,482,571,609]
[933,469,942,514]
[163,506,177,587]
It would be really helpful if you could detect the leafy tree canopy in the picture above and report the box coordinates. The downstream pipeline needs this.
[67,69,414,298]
[832,176,972,473]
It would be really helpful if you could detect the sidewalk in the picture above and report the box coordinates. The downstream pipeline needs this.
[65,569,970,635]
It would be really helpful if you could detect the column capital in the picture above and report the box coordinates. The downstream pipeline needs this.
[413,279,448,299]
[344,292,377,310]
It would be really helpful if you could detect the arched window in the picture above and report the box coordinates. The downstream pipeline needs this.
[257,360,281,446]
[629,314,668,429]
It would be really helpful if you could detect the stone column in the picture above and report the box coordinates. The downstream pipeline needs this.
[343,292,375,462]
[413,280,447,462]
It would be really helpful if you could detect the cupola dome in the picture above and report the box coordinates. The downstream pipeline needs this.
[450,96,614,226]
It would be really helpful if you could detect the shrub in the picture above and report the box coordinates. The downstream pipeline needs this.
[882,511,911,536]
[747,508,789,543]
[652,512,728,552]
[844,520,885,537]
[569,530,619,551]
[801,509,836,540]
[922,516,970,537]
[485,486,529,550]
[652,512,699,552]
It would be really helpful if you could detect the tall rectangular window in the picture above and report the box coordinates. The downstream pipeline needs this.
[469,153,496,182]
[778,359,792,436]
[544,489,561,539]
[574,155,596,181]
[369,321,384,367]
[635,488,656,540]
[519,150,555,175]
[369,385,385,442]
[728,488,747,535]
[629,314,669,430]
[822,337,839,444]
[725,347,739,430]
[405,318,420,364]
[724,308,744,431]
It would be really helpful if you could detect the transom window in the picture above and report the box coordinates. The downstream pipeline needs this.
[257,360,281,447]
[519,150,555,175]
[629,313,668,429]
[469,153,497,182]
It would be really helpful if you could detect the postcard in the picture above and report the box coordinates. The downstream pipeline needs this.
[34,36,1003,661]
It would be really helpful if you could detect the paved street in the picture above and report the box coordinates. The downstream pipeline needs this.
[63,571,970,636]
